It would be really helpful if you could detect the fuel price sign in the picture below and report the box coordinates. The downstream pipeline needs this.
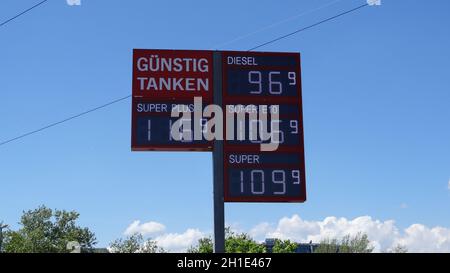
[222,51,306,202]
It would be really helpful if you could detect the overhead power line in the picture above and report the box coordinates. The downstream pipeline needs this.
[0,3,370,148]
[0,0,49,28]
[0,95,131,147]
[213,0,344,49]
[248,3,368,51]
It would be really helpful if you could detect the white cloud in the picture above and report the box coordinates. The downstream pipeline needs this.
[66,0,81,6]
[154,229,205,253]
[249,222,272,239]
[251,214,450,253]
[392,224,450,252]
[400,203,408,209]
[124,220,166,236]
[123,215,450,253]
[447,179,450,191]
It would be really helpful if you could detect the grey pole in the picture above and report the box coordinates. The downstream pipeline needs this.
[212,51,225,253]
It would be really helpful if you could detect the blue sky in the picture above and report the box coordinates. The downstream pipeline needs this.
[1,0,449,251]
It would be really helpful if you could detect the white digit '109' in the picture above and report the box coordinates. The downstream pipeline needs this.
[240,169,301,195]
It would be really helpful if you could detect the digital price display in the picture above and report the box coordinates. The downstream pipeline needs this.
[226,153,304,200]
[226,117,302,146]
[132,100,213,150]
[228,168,302,198]
[227,70,298,97]
[222,51,306,202]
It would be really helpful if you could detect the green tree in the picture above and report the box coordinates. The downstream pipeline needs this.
[314,238,340,253]
[0,222,9,253]
[189,228,265,253]
[187,237,213,253]
[314,232,374,253]
[3,205,96,253]
[109,233,165,253]
[272,239,298,253]
[225,229,266,253]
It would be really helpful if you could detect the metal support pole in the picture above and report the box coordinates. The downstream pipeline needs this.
[212,51,225,253]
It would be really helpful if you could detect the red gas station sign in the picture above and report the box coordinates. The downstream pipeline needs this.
[131,49,306,203]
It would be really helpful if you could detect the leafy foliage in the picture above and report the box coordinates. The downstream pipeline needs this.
[3,205,96,253]
[187,237,213,253]
[189,227,265,253]
[0,222,8,253]
[314,232,374,253]
[271,239,298,253]
[225,228,266,253]
[109,233,165,253]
